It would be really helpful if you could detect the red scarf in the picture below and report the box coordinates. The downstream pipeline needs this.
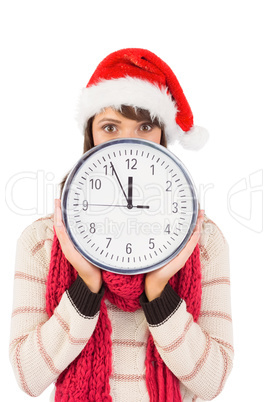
[46,233,202,401]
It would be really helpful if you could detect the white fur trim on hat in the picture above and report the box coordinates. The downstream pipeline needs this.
[77,76,209,150]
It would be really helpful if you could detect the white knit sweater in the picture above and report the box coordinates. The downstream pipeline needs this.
[9,214,234,401]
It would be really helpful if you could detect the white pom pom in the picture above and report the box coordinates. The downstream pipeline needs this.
[177,125,209,151]
[165,124,209,152]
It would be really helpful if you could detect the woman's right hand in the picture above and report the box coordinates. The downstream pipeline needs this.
[53,199,103,293]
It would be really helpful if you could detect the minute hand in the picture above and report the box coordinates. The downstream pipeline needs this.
[110,162,129,204]
[109,163,149,209]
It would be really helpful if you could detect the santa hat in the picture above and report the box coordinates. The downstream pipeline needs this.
[77,48,209,151]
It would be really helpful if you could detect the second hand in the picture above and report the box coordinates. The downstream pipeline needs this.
[83,203,149,209]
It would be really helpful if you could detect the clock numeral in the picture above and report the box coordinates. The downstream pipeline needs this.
[83,200,88,211]
[172,202,179,213]
[166,180,172,191]
[126,158,137,169]
[106,237,112,248]
[89,222,96,233]
[104,164,114,175]
[150,164,155,175]
[164,224,171,234]
[89,178,102,190]
[149,238,155,249]
[126,243,132,254]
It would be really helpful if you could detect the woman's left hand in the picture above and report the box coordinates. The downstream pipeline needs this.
[144,209,204,301]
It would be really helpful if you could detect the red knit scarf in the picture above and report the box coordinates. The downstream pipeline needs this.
[46,233,202,401]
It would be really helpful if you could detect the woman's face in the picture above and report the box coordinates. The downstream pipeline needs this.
[92,107,162,146]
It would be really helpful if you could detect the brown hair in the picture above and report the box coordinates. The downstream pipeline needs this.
[60,105,167,196]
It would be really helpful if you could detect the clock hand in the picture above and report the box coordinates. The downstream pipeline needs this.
[110,162,129,204]
[82,203,150,209]
[84,203,130,207]
[109,164,148,209]
[127,176,133,208]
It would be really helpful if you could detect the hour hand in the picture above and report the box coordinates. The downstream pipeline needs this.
[127,177,133,208]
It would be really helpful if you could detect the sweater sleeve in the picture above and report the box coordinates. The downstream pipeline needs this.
[9,217,104,397]
[139,217,234,401]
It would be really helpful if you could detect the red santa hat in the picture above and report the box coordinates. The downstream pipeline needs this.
[77,48,209,150]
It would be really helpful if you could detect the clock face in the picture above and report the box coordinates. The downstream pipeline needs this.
[62,138,198,275]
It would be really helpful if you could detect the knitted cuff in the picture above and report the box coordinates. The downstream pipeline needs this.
[139,282,182,326]
[67,275,105,318]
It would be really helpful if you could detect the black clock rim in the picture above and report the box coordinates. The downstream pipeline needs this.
[61,138,198,275]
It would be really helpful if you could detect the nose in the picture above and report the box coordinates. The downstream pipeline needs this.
[120,128,137,138]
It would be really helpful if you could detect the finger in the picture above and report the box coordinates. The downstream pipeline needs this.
[53,199,69,246]
[54,199,63,228]
[53,201,100,278]
[192,209,205,236]
[159,210,205,278]
[183,211,204,254]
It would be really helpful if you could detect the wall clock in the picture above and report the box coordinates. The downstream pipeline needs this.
[62,138,198,275]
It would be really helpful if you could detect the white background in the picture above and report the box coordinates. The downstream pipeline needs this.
[1,1,267,400]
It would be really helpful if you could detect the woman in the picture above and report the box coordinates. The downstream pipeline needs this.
[9,48,233,401]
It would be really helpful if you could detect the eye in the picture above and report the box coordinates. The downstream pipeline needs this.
[103,124,117,133]
[139,123,153,132]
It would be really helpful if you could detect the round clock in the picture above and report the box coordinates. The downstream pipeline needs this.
[61,138,198,275]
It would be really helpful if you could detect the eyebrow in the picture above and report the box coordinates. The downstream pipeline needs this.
[97,118,122,124]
